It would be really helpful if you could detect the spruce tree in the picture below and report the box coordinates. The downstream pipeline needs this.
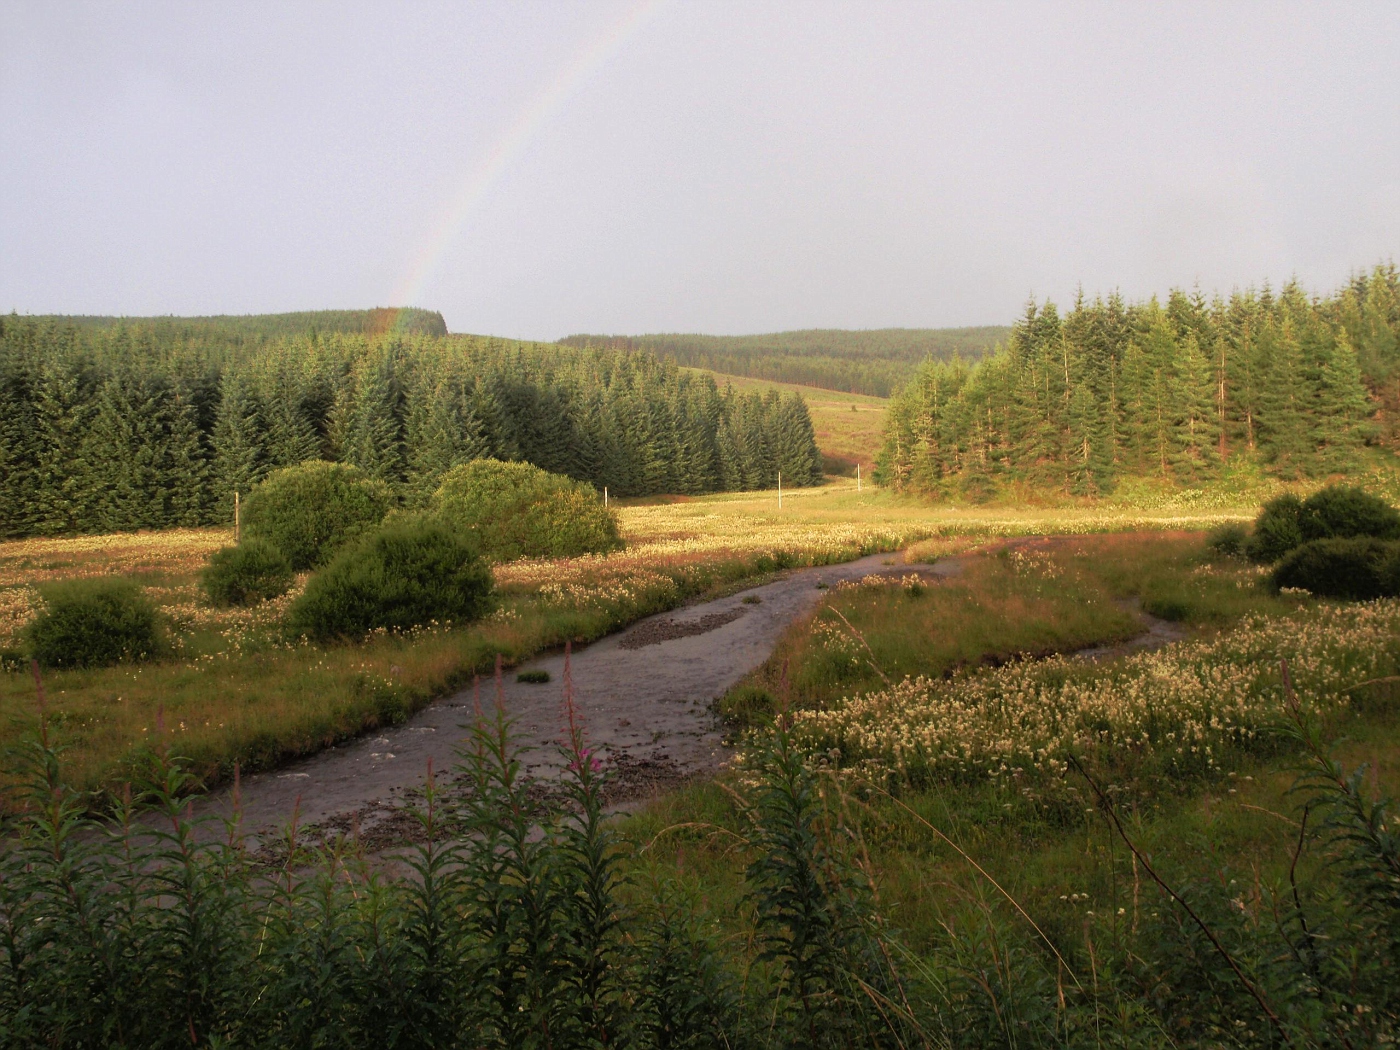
[1256,320,1311,476]
[403,371,489,504]
[0,341,41,537]
[1168,333,1218,482]
[211,370,267,520]
[1313,329,1373,471]
[338,347,405,484]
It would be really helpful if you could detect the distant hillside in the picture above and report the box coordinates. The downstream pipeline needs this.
[15,307,447,348]
[558,327,1010,397]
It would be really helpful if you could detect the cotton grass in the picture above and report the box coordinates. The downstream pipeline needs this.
[793,600,1400,785]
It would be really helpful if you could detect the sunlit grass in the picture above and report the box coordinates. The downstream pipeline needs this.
[687,368,889,469]
[0,486,1264,805]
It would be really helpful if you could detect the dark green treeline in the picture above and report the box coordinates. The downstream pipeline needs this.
[560,326,1010,397]
[878,266,1400,498]
[0,321,822,538]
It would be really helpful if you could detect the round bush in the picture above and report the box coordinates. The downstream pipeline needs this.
[1271,537,1400,600]
[26,578,161,669]
[200,539,295,607]
[429,459,622,562]
[1206,522,1249,558]
[1245,493,1304,563]
[1298,485,1400,543]
[241,461,393,571]
[286,519,493,641]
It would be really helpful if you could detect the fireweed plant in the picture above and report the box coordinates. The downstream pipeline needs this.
[1,656,1398,1047]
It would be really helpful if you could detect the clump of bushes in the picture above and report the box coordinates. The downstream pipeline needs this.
[516,669,550,684]
[1300,484,1400,541]
[1246,493,1308,563]
[242,460,393,570]
[26,578,161,668]
[1206,522,1249,557]
[1271,537,1400,600]
[200,538,294,606]
[287,519,493,641]
[1247,485,1400,563]
[430,459,622,562]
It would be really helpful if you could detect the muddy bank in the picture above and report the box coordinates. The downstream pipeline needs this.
[203,552,953,844]
[199,539,1190,847]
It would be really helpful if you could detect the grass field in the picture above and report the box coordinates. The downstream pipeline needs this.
[688,368,889,472]
[616,532,1400,1041]
[0,482,1259,805]
[8,495,1400,1040]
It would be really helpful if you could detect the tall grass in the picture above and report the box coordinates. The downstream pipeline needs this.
[3,660,1397,1047]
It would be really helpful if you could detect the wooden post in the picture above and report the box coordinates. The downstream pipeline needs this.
[778,471,782,509]
[604,486,608,508]
[234,490,241,544]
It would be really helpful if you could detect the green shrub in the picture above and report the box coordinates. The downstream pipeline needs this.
[1271,537,1400,600]
[516,669,550,684]
[242,460,393,570]
[1247,486,1400,564]
[1299,484,1400,542]
[287,519,493,641]
[26,578,161,668]
[1206,522,1248,557]
[200,539,295,606]
[429,459,622,562]
[1245,493,1304,563]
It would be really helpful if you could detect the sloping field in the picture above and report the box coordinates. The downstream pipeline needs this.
[689,368,888,473]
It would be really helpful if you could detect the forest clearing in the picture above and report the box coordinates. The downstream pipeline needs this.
[6,6,1400,1035]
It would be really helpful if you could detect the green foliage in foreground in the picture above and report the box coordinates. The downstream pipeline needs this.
[241,460,393,570]
[199,538,294,606]
[286,519,493,641]
[25,578,161,668]
[3,695,1397,1048]
[430,459,622,562]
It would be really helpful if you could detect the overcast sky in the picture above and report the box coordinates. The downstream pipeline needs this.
[2,2,1397,339]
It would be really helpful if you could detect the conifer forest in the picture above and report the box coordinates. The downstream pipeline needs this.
[0,318,823,538]
[560,325,1009,397]
[878,266,1400,497]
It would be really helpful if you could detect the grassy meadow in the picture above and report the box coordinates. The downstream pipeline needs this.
[687,368,889,472]
[0,481,1258,804]
[617,531,1400,1040]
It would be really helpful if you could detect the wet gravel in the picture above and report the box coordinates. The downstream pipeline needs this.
[198,552,949,846]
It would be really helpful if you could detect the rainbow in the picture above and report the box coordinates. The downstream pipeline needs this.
[390,0,666,316]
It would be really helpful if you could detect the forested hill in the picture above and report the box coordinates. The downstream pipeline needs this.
[558,327,1009,397]
[0,321,822,539]
[11,307,448,352]
[878,265,1400,499]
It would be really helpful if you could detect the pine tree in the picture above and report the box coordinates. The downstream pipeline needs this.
[211,370,267,519]
[1256,319,1310,477]
[0,357,40,537]
[771,393,822,486]
[1313,329,1373,471]
[258,359,323,468]
[403,370,489,503]
[338,347,405,483]
[1168,333,1218,482]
